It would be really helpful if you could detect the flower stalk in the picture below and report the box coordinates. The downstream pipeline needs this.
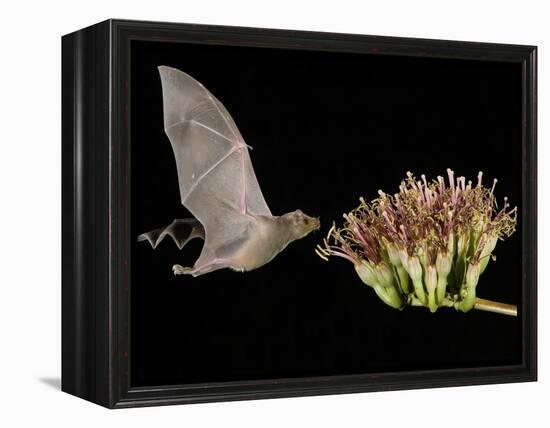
[316,170,517,315]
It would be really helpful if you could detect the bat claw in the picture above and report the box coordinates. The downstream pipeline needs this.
[172,264,193,275]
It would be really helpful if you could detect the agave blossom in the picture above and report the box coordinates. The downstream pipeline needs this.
[316,170,517,314]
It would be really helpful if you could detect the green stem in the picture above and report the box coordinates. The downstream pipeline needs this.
[436,275,448,304]
[412,296,516,316]
[412,279,427,305]
[373,284,403,310]
[386,286,404,309]
[457,284,476,312]
[428,291,438,313]
[409,296,425,306]
[396,266,410,294]
[440,298,455,307]
[474,297,517,316]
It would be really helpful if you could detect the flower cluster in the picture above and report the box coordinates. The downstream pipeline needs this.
[316,170,517,312]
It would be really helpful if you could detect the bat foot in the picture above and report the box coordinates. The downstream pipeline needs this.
[172,264,194,275]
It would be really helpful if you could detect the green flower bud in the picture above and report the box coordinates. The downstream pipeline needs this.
[398,248,410,270]
[458,262,480,313]
[406,255,423,283]
[355,260,377,287]
[396,265,411,294]
[424,265,437,294]
[424,265,438,313]
[435,251,452,277]
[385,242,402,267]
[457,232,469,256]
[466,262,481,289]
[375,262,395,289]
[479,233,499,274]
[447,232,456,255]
[435,251,451,304]
[357,261,403,310]
[403,254,427,305]
[480,233,498,259]
[417,245,428,270]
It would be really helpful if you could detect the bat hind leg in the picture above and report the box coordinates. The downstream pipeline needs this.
[172,258,230,277]
[172,264,194,275]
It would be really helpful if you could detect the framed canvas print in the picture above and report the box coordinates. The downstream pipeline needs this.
[62,19,537,408]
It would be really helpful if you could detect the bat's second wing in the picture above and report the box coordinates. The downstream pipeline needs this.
[158,66,272,273]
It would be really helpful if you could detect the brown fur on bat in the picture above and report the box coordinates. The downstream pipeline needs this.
[138,66,320,276]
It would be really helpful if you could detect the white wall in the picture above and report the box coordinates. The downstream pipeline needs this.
[0,0,547,426]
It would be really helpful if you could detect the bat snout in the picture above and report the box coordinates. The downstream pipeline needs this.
[302,215,321,235]
[310,217,321,231]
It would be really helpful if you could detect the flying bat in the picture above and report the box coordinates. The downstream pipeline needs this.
[138,66,320,276]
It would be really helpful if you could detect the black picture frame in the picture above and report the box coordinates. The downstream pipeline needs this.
[62,19,537,409]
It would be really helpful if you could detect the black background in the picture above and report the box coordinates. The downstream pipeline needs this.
[131,40,522,387]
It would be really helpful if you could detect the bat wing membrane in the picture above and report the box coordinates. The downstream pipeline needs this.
[158,66,272,270]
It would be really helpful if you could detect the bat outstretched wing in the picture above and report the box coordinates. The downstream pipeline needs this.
[158,66,271,272]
